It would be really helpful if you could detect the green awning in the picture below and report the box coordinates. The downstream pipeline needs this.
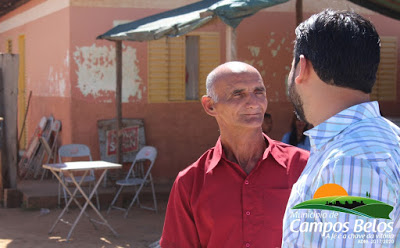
[349,0,400,20]
[97,0,289,42]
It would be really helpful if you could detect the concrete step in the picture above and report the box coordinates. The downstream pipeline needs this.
[13,179,172,210]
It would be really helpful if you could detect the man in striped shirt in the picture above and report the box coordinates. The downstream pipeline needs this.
[282,10,400,247]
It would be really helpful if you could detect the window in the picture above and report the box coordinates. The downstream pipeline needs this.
[186,36,199,100]
[371,36,397,101]
[148,32,220,103]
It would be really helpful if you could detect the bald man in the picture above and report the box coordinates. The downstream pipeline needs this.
[160,62,309,248]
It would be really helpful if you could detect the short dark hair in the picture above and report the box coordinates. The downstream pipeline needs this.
[294,9,380,93]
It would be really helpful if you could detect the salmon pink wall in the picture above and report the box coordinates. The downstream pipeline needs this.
[24,7,73,145]
[0,6,74,147]
[236,12,297,140]
[69,7,225,182]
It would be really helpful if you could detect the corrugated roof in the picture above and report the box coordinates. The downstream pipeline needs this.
[0,0,30,18]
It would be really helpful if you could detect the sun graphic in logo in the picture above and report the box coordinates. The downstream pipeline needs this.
[293,183,394,220]
[313,183,348,199]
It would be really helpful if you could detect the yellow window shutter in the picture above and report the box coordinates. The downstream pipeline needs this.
[148,38,169,103]
[148,33,219,103]
[167,36,185,101]
[198,33,220,98]
[6,39,12,53]
[371,36,397,101]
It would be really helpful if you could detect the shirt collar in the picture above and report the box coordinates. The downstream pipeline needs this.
[206,137,224,173]
[305,101,381,151]
[206,133,288,173]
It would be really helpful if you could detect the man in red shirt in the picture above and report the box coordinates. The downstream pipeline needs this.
[160,61,309,248]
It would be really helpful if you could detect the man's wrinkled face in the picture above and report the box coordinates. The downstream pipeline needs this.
[212,69,268,129]
[288,59,307,123]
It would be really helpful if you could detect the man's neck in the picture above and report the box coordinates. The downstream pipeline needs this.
[220,128,267,174]
[306,83,370,126]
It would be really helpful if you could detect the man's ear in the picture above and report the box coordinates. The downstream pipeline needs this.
[201,95,217,116]
[295,55,310,85]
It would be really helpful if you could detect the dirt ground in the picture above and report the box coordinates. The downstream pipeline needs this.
[0,201,166,248]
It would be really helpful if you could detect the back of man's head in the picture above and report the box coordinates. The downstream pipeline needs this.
[294,9,380,93]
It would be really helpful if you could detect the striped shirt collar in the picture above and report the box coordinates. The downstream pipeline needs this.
[305,101,381,151]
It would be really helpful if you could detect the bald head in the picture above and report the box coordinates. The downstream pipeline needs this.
[206,61,261,101]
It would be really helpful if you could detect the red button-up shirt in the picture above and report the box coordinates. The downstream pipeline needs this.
[161,135,309,248]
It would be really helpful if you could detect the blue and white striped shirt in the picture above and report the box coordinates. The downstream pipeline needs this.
[282,101,400,248]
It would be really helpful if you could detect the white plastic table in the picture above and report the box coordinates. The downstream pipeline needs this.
[43,161,122,241]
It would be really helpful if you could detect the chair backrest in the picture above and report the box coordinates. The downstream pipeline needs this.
[58,144,93,163]
[135,146,157,162]
[126,146,157,180]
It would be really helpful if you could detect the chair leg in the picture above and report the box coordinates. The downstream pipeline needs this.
[95,187,100,210]
[134,184,141,207]
[58,182,61,207]
[107,185,124,215]
[124,182,147,218]
[149,174,158,213]
[124,192,140,218]
[63,184,69,210]
[103,170,107,188]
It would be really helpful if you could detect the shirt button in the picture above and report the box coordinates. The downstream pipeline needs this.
[246,211,251,216]
[245,243,251,247]
[244,180,249,185]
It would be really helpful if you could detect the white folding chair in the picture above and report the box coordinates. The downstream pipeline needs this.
[107,146,158,218]
[58,144,100,210]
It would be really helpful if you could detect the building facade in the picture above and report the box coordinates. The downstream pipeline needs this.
[1,0,399,183]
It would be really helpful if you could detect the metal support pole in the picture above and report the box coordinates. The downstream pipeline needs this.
[296,0,303,26]
[115,41,123,164]
[226,26,237,62]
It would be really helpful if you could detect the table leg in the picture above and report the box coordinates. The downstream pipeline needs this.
[66,169,118,241]
[48,170,97,235]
